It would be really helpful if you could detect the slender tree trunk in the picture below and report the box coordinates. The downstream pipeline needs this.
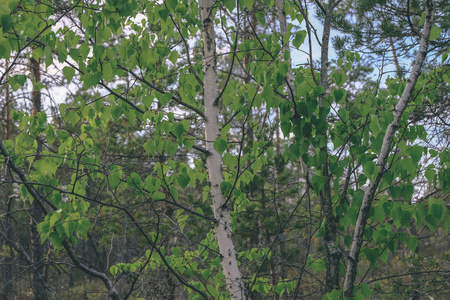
[4,76,11,139]
[389,36,402,78]
[276,0,295,101]
[409,219,421,300]
[1,196,14,300]
[343,0,434,296]
[274,1,293,295]
[1,73,13,300]
[29,57,49,300]
[200,0,245,299]
[317,0,341,293]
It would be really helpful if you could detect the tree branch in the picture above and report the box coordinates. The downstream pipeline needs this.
[343,0,435,296]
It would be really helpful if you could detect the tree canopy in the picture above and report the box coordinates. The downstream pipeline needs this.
[0,0,449,299]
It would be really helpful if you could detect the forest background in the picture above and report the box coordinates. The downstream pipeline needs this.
[0,0,449,299]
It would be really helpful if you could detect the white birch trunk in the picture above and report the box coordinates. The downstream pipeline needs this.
[200,0,245,298]
[343,0,434,296]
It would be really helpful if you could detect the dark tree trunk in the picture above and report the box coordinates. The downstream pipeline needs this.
[29,57,49,300]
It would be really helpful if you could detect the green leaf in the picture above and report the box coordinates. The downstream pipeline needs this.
[0,38,11,60]
[406,145,423,164]
[363,161,376,177]
[206,285,218,298]
[430,24,441,41]
[112,105,123,120]
[103,61,115,80]
[332,89,345,103]
[158,9,170,21]
[78,219,90,237]
[49,212,60,228]
[93,44,105,59]
[144,139,155,156]
[177,174,190,189]
[172,123,185,139]
[171,246,181,256]
[406,236,418,251]
[360,283,371,299]
[49,232,63,249]
[243,0,255,9]
[332,72,347,87]
[292,30,306,49]
[214,138,227,154]
[278,61,289,77]
[166,0,177,11]
[425,214,437,232]
[419,12,425,26]
[153,191,166,200]
[9,75,27,91]
[83,72,103,89]
[275,282,285,295]
[109,171,122,190]
[142,95,154,108]
[431,203,443,220]
[223,0,236,12]
[443,213,450,232]
[20,184,29,202]
[65,110,80,125]
[168,51,178,64]
[170,186,178,201]
[110,265,119,276]
[202,186,210,202]
[34,158,58,176]
[44,46,53,68]
[313,86,324,98]
[1,15,13,33]
[442,52,448,64]
[401,158,416,176]
[37,221,50,243]
[402,183,414,201]
[365,248,379,266]
[370,114,381,136]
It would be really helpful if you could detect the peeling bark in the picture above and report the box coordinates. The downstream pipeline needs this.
[343,0,434,296]
[200,0,245,299]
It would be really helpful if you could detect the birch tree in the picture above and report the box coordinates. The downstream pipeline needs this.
[343,0,435,296]
[0,0,449,299]
[200,0,245,298]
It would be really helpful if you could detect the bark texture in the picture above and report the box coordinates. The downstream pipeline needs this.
[200,0,245,298]
[343,0,434,296]
[29,57,49,300]
[276,0,296,101]
[318,0,342,293]
[1,70,13,300]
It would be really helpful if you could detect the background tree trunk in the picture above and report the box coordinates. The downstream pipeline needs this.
[29,57,50,300]
[318,0,342,294]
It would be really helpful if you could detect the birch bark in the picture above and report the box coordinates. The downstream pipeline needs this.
[200,0,245,298]
[343,0,434,296]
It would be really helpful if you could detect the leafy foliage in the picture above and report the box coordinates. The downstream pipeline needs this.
[0,0,449,299]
